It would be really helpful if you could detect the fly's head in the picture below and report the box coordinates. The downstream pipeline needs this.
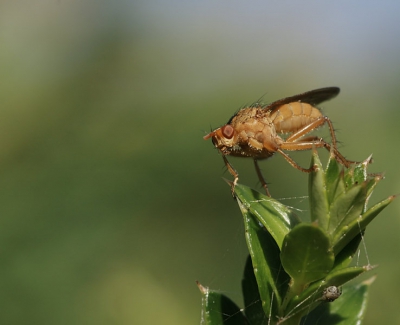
[203,124,237,155]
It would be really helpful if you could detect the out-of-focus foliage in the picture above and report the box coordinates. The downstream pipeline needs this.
[0,1,399,324]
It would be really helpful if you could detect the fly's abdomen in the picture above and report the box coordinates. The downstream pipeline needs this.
[270,102,323,134]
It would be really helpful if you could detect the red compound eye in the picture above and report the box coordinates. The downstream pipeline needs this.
[222,125,234,139]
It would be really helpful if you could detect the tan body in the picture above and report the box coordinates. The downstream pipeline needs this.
[204,87,356,196]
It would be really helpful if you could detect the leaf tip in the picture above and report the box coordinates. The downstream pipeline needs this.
[222,177,233,187]
[364,154,373,166]
[362,274,377,286]
[364,264,378,271]
[196,281,209,295]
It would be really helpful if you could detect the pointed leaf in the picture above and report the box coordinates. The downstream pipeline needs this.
[352,160,368,184]
[365,173,384,206]
[198,282,248,325]
[343,157,369,188]
[331,233,362,271]
[284,265,371,319]
[239,199,289,318]
[309,151,329,228]
[329,183,367,235]
[302,276,374,325]
[308,150,329,229]
[242,256,267,325]
[281,223,334,287]
[325,154,345,205]
[343,169,353,189]
[333,195,395,254]
[235,184,300,249]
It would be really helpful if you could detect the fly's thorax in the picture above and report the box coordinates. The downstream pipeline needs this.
[270,102,323,134]
[230,110,282,156]
[229,106,261,124]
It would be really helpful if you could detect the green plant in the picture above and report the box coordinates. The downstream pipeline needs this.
[198,151,394,325]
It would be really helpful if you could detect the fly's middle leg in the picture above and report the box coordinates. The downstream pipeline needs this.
[254,159,271,197]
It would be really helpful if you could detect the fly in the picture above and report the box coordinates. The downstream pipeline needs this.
[204,87,357,196]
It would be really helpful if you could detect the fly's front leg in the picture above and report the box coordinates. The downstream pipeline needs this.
[222,155,239,196]
[254,159,271,197]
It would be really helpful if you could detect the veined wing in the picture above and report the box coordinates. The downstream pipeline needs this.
[264,87,340,114]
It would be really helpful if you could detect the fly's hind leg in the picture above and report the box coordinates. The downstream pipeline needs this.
[284,116,359,168]
[280,138,359,170]
[276,149,316,173]
[321,141,360,167]
[253,159,271,197]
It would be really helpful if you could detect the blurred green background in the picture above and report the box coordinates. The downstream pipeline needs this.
[1,1,400,324]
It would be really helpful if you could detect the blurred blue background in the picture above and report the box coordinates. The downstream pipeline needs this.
[1,1,399,324]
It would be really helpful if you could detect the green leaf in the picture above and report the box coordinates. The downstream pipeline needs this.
[234,184,300,249]
[325,154,345,205]
[302,276,374,325]
[309,151,329,228]
[332,195,395,255]
[343,157,370,188]
[242,256,267,325]
[328,183,367,235]
[239,199,290,318]
[197,282,248,325]
[365,173,384,206]
[284,265,371,319]
[281,223,334,289]
[331,233,362,271]
[352,160,368,184]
